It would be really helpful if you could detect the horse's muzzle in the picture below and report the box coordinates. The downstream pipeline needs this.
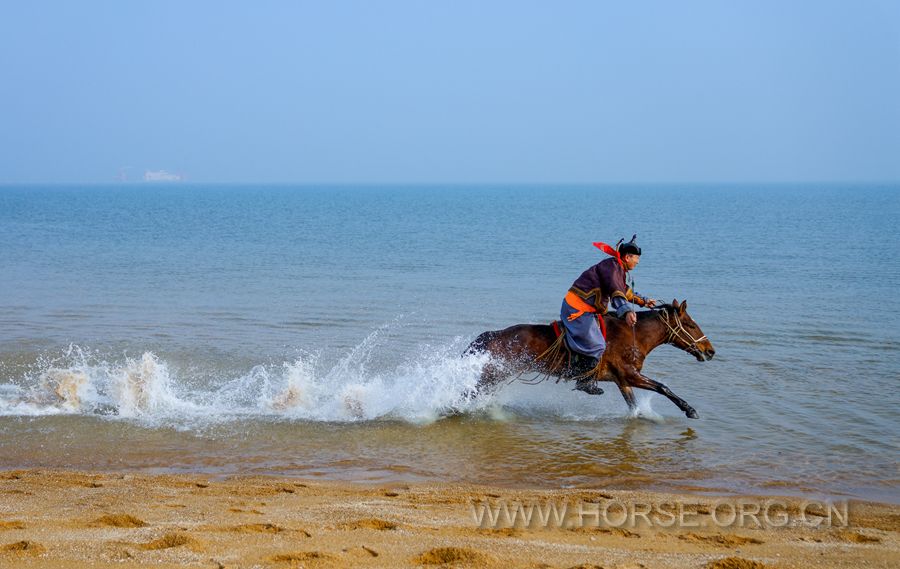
[692,343,715,361]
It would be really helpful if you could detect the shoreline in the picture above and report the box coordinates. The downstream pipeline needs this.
[3,457,895,505]
[1,469,896,568]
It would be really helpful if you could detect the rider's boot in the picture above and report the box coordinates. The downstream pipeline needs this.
[573,376,604,395]
[572,344,606,396]
[572,355,604,395]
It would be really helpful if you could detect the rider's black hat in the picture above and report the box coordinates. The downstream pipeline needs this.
[617,235,641,256]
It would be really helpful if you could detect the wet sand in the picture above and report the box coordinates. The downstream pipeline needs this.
[0,469,896,568]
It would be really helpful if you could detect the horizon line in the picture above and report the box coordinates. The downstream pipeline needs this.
[1,179,899,187]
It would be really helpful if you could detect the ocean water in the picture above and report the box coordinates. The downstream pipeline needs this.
[0,184,897,502]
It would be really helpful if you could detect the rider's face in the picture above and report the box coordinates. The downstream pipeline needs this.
[623,254,640,270]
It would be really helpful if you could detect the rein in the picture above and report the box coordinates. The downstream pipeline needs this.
[657,308,707,354]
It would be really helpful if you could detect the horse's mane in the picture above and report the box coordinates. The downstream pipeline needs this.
[635,304,674,321]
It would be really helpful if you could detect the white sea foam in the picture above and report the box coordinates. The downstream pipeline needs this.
[0,328,655,426]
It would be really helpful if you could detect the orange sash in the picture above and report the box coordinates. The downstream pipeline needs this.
[563,292,607,339]
[564,291,598,321]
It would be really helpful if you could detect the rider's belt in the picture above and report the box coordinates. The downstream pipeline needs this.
[565,291,602,321]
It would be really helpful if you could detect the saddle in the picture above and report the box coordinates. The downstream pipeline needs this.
[543,320,599,378]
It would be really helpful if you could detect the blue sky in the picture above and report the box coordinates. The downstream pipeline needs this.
[1,1,898,183]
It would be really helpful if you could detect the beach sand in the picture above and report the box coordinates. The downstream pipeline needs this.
[0,470,896,568]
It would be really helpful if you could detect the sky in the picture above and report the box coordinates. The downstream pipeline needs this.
[1,1,898,184]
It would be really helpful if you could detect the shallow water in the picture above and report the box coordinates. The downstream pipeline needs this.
[0,184,898,502]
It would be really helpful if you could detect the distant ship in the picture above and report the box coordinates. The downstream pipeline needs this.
[143,170,183,182]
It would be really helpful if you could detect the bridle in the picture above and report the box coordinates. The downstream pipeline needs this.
[658,307,708,358]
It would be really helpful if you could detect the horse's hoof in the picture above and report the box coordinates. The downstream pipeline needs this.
[686,408,699,419]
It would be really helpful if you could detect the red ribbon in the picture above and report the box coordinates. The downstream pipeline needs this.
[592,241,624,269]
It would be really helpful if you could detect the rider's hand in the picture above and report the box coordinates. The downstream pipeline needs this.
[625,311,637,327]
[645,298,657,308]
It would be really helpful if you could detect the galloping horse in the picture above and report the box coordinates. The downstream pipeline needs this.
[465,300,715,419]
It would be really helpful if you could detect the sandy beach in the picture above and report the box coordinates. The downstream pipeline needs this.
[4,1,900,567]
[0,469,896,568]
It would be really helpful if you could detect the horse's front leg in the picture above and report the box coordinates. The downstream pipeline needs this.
[615,381,637,413]
[624,367,699,419]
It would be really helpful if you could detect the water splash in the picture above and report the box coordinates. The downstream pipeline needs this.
[628,392,664,422]
[0,328,655,427]
[0,331,491,426]
[38,368,88,411]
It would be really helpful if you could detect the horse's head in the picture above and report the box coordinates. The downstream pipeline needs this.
[658,300,716,362]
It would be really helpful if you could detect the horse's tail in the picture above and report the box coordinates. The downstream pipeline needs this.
[464,331,497,356]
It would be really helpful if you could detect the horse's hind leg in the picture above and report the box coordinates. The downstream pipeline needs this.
[625,368,699,419]
[472,363,510,396]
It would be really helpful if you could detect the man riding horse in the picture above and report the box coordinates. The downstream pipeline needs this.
[562,235,656,373]
[466,234,714,418]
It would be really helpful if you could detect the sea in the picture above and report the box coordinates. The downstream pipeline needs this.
[0,184,897,502]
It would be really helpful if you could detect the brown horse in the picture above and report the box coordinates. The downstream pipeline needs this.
[464,300,715,419]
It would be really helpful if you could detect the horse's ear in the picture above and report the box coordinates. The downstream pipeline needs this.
[679,300,688,315]
[672,299,679,309]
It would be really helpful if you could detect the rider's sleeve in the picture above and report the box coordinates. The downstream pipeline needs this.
[629,290,649,307]
[611,296,634,318]
[606,264,634,318]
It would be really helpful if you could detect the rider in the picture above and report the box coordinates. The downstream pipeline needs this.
[561,235,656,369]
